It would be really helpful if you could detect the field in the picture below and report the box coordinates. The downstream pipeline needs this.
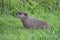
[0,0,60,40]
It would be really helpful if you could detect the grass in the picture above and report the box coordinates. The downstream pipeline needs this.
[0,0,60,40]
[0,12,60,40]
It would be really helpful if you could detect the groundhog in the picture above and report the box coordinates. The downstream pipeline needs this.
[16,12,49,29]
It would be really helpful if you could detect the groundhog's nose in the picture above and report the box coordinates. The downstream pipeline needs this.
[16,12,20,15]
[17,12,22,15]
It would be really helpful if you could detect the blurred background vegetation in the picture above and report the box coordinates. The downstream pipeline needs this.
[0,0,60,15]
[0,0,60,40]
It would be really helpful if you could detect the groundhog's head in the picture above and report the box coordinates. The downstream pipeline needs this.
[16,12,28,19]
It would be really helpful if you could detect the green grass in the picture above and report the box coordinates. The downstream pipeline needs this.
[0,0,60,40]
[0,12,60,40]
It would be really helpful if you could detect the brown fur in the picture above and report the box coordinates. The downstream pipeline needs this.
[16,12,49,29]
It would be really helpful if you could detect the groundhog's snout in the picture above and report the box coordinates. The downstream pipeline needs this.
[16,12,22,15]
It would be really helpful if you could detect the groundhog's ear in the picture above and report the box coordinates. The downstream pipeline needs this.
[24,13,27,16]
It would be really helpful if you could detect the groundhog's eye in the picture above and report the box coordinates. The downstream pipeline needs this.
[24,13,27,16]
